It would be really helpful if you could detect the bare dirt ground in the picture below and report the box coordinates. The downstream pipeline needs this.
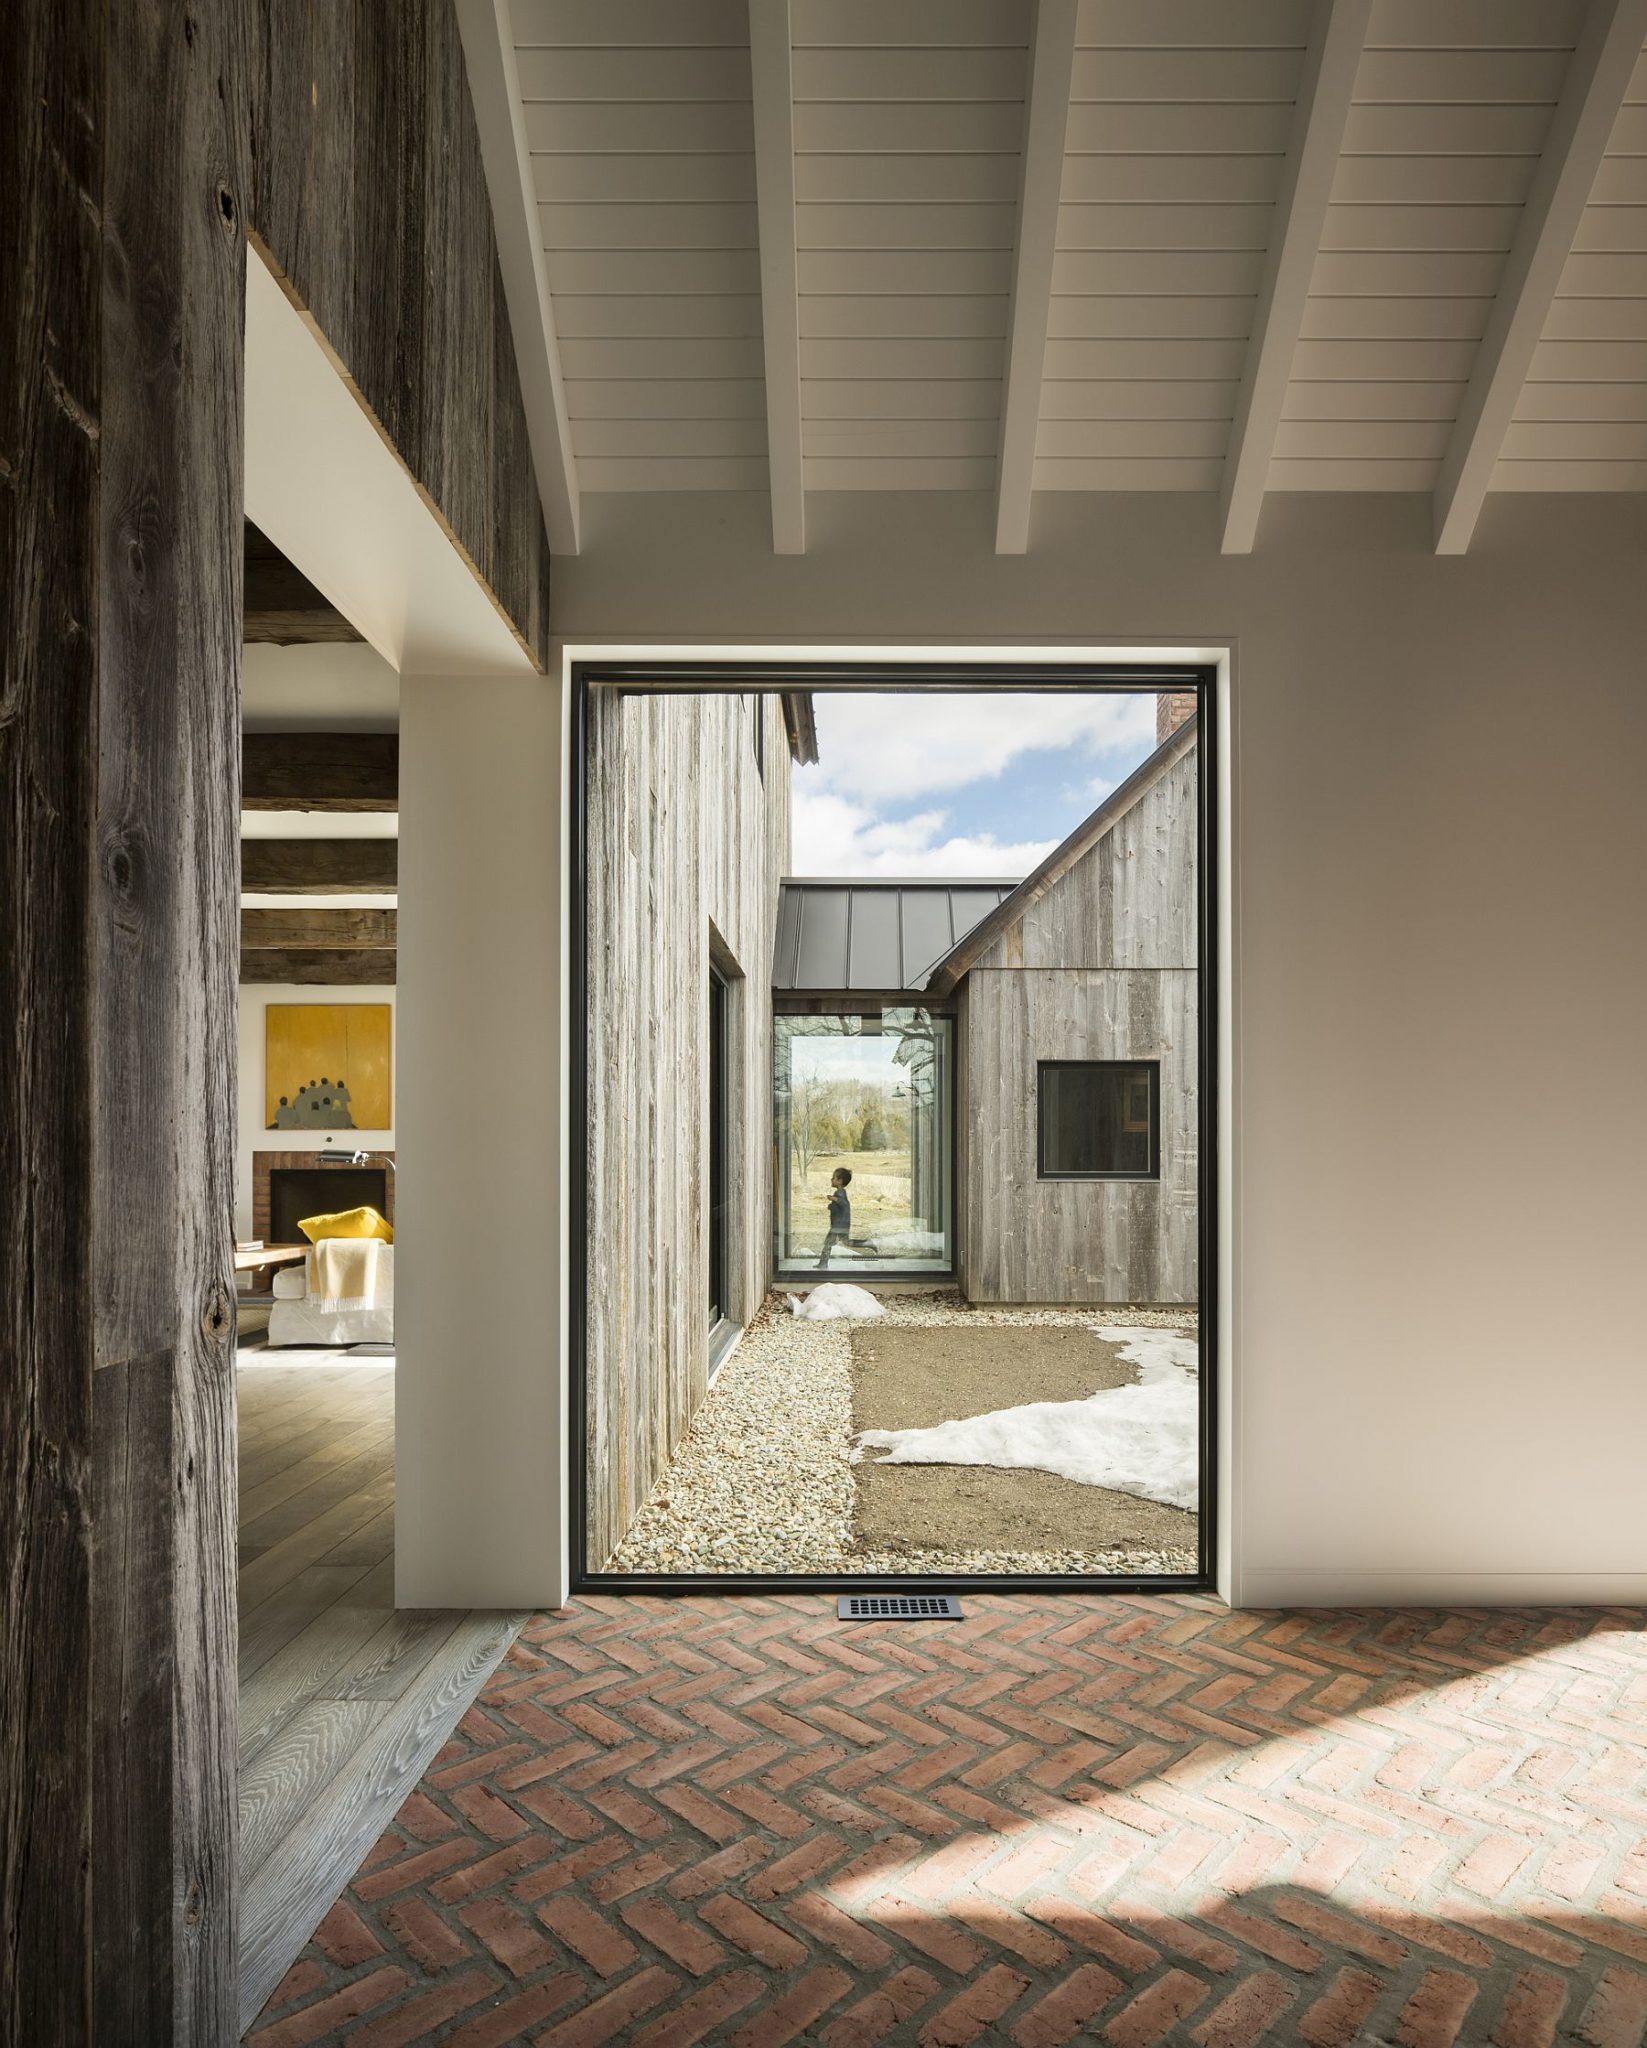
[603,1292,1199,1577]
[850,1324,1198,1559]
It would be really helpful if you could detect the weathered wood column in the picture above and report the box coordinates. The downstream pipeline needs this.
[2,1,248,2038]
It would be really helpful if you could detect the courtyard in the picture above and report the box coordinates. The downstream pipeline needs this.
[604,1293,1199,1579]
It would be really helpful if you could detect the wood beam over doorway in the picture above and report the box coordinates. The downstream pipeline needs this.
[241,948,396,986]
[241,908,397,950]
[243,520,364,644]
[241,840,399,895]
[242,732,398,811]
[241,907,397,984]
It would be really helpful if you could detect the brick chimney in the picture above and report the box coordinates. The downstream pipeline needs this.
[1156,688,1198,745]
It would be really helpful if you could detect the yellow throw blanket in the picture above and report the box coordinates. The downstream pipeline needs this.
[308,1236,381,1313]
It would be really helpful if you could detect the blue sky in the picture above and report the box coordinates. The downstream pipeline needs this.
[791,691,1160,879]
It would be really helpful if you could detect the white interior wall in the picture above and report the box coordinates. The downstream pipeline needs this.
[235,985,397,1240]
[395,671,563,1610]
[553,488,1647,1608]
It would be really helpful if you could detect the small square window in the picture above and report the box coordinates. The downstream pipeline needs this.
[1038,1061,1159,1180]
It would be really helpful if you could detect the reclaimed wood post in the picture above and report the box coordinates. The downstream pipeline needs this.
[2,0,249,2036]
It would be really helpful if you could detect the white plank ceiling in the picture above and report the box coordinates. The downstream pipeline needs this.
[490,0,1647,551]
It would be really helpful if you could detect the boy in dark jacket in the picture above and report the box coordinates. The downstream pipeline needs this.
[818,1167,852,1268]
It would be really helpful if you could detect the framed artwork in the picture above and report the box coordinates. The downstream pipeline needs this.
[265,1003,391,1130]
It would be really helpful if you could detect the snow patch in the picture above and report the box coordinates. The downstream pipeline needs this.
[789,1284,889,1322]
[862,1228,947,1259]
[851,1325,1198,1510]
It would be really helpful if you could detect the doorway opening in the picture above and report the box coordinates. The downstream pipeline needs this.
[573,662,1217,1595]
[234,244,526,2026]
[708,960,731,1333]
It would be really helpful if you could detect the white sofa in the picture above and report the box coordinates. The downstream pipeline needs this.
[267,1244,395,1348]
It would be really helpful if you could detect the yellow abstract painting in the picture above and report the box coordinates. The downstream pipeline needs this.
[265,1004,391,1130]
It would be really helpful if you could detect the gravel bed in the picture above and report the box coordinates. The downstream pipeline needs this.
[603,1292,1199,1577]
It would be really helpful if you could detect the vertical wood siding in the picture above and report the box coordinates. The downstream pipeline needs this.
[963,747,1199,1305]
[586,693,789,1566]
[249,0,551,665]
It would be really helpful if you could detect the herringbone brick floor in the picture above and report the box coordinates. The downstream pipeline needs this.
[249,1596,1647,2047]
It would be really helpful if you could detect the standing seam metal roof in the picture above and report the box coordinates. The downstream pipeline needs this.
[772,880,1018,993]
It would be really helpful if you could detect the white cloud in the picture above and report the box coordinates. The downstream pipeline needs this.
[791,787,1056,879]
[811,691,1156,806]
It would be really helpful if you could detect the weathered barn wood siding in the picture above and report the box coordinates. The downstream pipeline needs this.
[963,746,1199,1305]
[1,0,247,2035]
[587,694,789,1565]
[248,0,550,666]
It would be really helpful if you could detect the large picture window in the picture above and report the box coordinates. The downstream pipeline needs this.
[1038,1060,1159,1181]
[774,1009,954,1275]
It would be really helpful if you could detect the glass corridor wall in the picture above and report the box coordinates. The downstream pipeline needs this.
[774,1009,954,1277]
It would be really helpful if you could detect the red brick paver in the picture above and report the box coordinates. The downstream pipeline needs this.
[250,1595,1647,2046]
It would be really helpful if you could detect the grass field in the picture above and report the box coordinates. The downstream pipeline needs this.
[787,1149,912,1248]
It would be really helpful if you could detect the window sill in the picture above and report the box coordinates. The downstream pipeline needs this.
[708,1316,741,1380]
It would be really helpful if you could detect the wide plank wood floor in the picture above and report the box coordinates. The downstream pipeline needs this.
[236,1352,522,2034]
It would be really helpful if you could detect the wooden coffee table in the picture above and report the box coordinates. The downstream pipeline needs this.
[234,1243,307,1291]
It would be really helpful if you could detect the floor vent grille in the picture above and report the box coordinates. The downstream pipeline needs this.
[837,1594,963,1621]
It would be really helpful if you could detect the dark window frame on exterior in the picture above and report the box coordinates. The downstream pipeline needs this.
[1037,1059,1161,1183]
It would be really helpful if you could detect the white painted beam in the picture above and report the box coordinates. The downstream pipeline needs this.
[1220,0,1373,555]
[455,0,581,557]
[1434,0,1647,555]
[995,0,1078,556]
[749,0,805,554]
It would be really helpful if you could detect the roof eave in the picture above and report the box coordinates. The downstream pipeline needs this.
[781,690,819,765]
[923,711,1200,998]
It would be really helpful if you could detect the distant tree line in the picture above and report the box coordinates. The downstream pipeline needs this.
[786,1076,914,1175]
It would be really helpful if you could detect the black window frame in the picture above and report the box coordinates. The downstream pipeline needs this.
[1036,1059,1161,1183]
[570,657,1219,1598]
[707,962,731,1328]
[771,999,959,1283]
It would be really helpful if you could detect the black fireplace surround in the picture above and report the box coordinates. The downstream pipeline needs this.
[268,1166,388,1244]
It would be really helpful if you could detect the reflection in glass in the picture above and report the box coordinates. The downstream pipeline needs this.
[774,1010,953,1275]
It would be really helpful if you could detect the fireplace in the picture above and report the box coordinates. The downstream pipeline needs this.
[254,1151,395,1242]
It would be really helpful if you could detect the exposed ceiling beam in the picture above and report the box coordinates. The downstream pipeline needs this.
[243,521,363,645]
[748,0,806,554]
[1220,0,1373,555]
[995,0,1078,556]
[241,909,397,951]
[454,0,581,556]
[241,840,398,895]
[242,733,398,812]
[241,949,395,987]
[1434,0,1647,555]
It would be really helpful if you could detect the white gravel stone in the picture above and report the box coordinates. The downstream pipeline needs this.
[604,1292,1199,1577]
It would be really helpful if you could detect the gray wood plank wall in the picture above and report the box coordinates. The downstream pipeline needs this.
[3,0,248,2035]
[586,693,789,1565]
[4,0,558,2031]
[249,0,551,666]
[962,746,1199,1305]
